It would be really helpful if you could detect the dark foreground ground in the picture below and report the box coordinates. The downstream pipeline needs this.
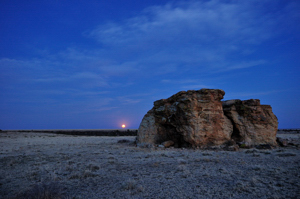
[0,130,299,199]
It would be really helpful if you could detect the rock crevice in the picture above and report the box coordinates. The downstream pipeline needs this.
[137,89,278,148]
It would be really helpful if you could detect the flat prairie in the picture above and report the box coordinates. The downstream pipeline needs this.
[0,131,299,199]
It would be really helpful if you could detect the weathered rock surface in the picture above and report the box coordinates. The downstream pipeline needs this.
[137,89,278,148]
[137,89,233,148]
[223,99,278,146]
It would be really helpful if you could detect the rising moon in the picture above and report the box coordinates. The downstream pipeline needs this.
[122,124,126,128]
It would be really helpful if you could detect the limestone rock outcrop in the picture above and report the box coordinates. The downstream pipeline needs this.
[222,99,278,146]
[137,89,232,148]
[137,89,278,148]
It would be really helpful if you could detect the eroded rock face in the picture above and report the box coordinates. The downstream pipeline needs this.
[223,99,278,146]
[137,89,233,148]
[137,89,278,148]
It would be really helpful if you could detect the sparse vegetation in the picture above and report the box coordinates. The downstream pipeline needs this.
[0,131,299,198]
[14,181,63,199]
[122,179,137,190]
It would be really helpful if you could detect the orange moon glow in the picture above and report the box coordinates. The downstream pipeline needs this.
[122,124,126,128]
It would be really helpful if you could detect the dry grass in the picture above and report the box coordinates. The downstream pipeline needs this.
[14,181,63,199]
[0,132,299,199]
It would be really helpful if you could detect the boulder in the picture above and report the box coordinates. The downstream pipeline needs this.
[223,99,278,146]
[162,140,175,148]
[136,110,158,148]
[137,89,233,148]
[137,89,278,148]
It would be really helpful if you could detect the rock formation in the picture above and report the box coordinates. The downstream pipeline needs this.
[137,89,278,148]
[223,99,278,146]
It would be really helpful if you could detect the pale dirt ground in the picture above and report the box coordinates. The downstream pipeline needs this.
[0,132,299,199]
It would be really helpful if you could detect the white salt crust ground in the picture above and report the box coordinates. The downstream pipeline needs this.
[0,132,299,199]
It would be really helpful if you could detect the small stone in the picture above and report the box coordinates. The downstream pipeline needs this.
[276,137,288,147]
[227,145,239,151]
[162,140,174,148]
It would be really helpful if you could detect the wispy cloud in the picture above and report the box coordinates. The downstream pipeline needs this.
[2,0,296,90]
[65,97,116,114]
[35,72,108,87]
[91,1,267,46]
[215,60,267,72]
[96,107,118,112]
[225,89,287,98]
[1,1,298,101]
[35,89,109,97]
[161,78,212,90]
[88,0,295,73]
[117,96,141,105]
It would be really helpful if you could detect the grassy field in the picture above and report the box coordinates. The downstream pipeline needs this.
[0,130,299,198]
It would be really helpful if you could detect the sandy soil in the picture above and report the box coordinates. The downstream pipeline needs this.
[0,132,299,199]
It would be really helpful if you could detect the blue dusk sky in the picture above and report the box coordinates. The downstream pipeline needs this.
[0,0,299,130]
